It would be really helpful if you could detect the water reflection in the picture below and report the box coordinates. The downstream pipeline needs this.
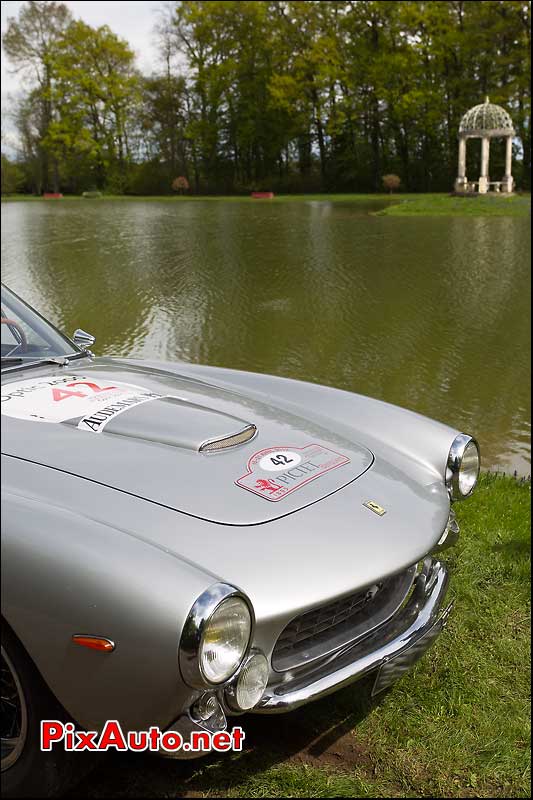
[1,199,530,475]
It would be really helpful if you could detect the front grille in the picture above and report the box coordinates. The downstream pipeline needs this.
[272,565,416,672]
[276,584,382,650]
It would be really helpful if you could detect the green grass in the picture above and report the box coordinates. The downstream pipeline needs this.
[3,191,530,215]
[1,191,414,203]
[376,193,531,217]
[69,473,531,798]
[2,190,530,216]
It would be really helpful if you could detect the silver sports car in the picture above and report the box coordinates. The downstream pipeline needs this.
[1,283,480,796]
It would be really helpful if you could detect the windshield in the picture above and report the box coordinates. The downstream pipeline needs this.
[1,284,82,366]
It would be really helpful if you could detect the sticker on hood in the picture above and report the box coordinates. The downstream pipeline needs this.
[236,445,350,501]
[1,374,163,433]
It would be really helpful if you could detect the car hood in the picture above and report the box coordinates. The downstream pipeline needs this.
[1,359,374,525]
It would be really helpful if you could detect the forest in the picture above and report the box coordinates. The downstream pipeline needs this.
[1,0,531,195]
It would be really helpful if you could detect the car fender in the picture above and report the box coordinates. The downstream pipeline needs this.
[1,457,216,733]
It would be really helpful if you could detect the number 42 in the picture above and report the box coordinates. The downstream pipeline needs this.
[270,454,293,466]
[51,381,116,402]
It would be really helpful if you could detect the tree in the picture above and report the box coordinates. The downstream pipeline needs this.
[2,1,72,192]
[13,89,45,193]
[142,74,189,181]
[45,21,141,191]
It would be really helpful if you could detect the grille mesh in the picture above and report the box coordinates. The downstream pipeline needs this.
[199,424,257,452]
[276,585,382,653]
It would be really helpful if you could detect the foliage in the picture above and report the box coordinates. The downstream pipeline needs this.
[2,1,73,193]
[44,20,140,193]
[1,154,25,194]
[382,174,401,193]
[2,1,531,195]
[171,175,190,193]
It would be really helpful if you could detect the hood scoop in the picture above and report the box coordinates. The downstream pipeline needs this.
[199,424,257,452]
[98,395,256,453]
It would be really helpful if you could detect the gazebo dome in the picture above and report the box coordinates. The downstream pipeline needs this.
[459,97,514,136]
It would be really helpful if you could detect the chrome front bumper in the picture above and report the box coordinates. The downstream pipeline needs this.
[255,557,452,713]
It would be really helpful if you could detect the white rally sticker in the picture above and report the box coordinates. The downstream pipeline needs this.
[236,444,351,501]
[1,374,162,433]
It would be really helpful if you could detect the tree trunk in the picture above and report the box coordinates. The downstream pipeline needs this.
[370,97,381,192]
[311,87,327,187]
[52,158,59,193]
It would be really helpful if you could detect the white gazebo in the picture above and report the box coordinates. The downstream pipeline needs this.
[454,97,515,194]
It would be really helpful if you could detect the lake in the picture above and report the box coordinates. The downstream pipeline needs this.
[1,198,530,475]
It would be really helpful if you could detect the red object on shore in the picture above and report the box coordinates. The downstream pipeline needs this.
[43,193,63,199]
[251,191,274,199]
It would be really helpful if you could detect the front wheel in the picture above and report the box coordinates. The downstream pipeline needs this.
[1,625,81,797]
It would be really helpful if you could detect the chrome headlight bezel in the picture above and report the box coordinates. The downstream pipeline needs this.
[446,433,480,501]
[179,583,254,689]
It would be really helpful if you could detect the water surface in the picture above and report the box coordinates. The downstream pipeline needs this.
[1,198,530,475]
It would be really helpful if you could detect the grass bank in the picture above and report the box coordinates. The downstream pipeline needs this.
[68,473,531,799]
[376,193,531,217]
[1,191,421,204]
[2,191,530,216]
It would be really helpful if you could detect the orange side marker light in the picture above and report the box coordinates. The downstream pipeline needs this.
[72,635,115,652]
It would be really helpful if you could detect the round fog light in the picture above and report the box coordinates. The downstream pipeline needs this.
[228,652,269,711]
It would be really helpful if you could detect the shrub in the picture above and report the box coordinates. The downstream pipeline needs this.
[382,174,401,193]
[172,175,190,194]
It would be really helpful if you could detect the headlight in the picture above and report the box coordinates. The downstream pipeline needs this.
[226,651,269,711]
[179,583,253,688]
[447,434,480,500]
[200,596,251,684]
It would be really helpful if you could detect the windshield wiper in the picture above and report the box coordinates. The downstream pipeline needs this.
[1,357,25,366]
[1,355,81,370]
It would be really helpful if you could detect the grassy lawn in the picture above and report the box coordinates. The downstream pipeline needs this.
[376,193,531,217]
[2,191,530,217]
[68,473,531,799]
[2,191,415,204]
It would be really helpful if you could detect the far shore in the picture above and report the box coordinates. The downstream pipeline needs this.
[1,191,530,217]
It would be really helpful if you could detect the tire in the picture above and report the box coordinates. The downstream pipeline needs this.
[1,624,83,798]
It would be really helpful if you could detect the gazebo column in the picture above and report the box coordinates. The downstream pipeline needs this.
[478,136,490,193]
[501,135,514,193]
[454,136,468,193]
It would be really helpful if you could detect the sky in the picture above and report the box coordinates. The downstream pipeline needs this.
[1,0,163,138]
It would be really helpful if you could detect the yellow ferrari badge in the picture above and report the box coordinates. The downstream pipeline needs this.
[364,500,386,516]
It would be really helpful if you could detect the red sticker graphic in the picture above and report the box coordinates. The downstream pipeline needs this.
[236,444,350,501]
